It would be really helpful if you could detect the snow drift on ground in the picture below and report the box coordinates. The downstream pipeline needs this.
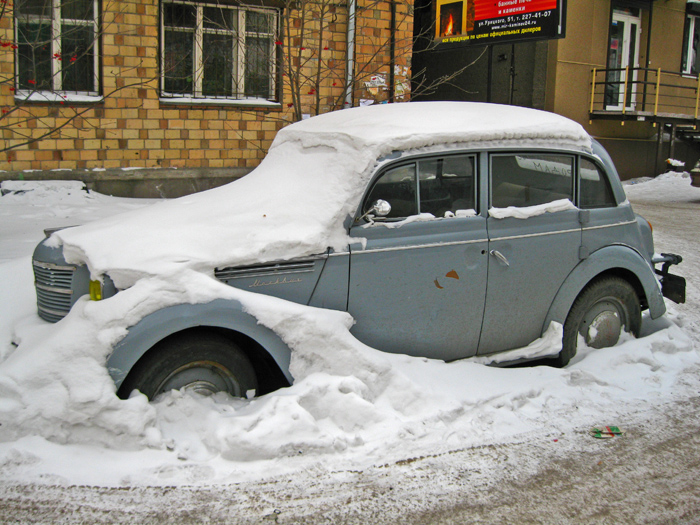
[0,159,697,485]
[0,180,159,264]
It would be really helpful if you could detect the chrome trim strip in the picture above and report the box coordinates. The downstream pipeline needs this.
[345,220,636,255]
[491,227,580,242]
[36,283,73,295]
[351,238,487,255]
[582,220,637,232]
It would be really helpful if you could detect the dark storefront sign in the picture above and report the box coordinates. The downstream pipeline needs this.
[434,0,566,47]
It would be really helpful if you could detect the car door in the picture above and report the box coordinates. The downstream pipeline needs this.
[347,153,488,361]
[477,152,583,356]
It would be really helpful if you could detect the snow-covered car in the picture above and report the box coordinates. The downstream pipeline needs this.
[31,102,686,400]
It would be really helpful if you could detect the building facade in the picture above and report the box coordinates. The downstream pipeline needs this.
[413,0,700,179]
[1,0,412,194]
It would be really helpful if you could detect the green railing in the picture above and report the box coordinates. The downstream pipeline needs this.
[589,67,700,122]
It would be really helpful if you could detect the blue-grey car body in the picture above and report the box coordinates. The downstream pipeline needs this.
[31,125,684,395]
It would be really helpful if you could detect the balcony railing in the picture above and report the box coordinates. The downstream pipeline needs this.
[589,67,700,125]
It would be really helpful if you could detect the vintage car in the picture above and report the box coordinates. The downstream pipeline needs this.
[31,102,685,400]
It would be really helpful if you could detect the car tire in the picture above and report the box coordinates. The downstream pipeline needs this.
[118,330,258,400]
[557,276,641,367]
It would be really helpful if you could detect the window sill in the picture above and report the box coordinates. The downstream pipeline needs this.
[15,91,104,104]
[159,96,282,109]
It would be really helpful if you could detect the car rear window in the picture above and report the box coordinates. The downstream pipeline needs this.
[579,158,617,208]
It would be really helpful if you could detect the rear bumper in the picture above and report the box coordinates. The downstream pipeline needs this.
[652,253,686,304]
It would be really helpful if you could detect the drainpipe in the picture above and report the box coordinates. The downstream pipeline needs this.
[389,0,396,103]
[345,0,357,108]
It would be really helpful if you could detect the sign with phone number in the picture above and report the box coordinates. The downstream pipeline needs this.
[434,0,566,47]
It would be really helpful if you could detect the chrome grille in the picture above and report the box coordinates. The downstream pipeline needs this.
[33,260,75,322]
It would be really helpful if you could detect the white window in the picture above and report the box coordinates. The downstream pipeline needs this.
[15,0,100,96]
[605,8,641,110]
[161,0,279,102]
[682,14,700,75]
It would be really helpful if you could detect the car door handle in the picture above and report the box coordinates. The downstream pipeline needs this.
[489,250,510,266]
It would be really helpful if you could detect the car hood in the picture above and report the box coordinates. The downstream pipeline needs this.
[51,102,592,289]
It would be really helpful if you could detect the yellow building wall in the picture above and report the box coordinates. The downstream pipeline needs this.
[0,0,413,172]
[548,0,691,132]
[544,0,695,177]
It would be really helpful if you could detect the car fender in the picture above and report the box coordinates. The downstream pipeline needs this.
[543,244,665,332]
[106,298,293,389]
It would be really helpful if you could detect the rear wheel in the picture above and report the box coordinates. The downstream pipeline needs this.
[557,277,641,367]
[118,331,258,400]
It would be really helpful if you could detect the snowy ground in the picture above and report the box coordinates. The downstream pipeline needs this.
[0,172,699,522]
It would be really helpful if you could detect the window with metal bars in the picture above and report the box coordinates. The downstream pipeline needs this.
[14,0,100,96]
[161,0,278,101]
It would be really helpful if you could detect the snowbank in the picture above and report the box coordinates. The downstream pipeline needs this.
[1,273,696,485]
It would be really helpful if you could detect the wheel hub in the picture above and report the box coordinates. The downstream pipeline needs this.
[585,309,622,348]
[157,360,241,397]
[183,380,221,397]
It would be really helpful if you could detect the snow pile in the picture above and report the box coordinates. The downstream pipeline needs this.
[623,170,694,201]
[0,180,158,264]
[279,101,592,153]
[0,260,697,485]
[1,180,89,200]
[489,198,577,219]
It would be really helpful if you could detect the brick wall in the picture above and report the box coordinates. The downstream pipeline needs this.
[0,0,413,174]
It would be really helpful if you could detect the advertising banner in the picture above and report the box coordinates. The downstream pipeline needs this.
[434,0,566,47]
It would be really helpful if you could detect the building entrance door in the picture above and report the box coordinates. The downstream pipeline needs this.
[606,8,641,110]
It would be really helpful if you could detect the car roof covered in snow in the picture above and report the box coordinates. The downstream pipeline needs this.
[273,101,593,155]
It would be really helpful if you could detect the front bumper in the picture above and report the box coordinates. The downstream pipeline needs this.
[652,253,686,304]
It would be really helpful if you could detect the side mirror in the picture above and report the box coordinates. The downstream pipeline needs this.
[358,199,392,223]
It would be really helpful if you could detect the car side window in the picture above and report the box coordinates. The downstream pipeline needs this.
[364,163,418,219]
[579,158,617,208]
[364,155,476,221]
[419,155,476,217]
[491,153,574,208]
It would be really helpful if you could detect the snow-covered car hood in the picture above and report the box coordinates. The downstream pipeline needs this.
[51,102,592,288]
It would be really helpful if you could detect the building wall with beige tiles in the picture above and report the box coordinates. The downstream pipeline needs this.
[0,0,413,173]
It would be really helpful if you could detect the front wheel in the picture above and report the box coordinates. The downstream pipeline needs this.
[118,331,258,400]
[557,277,642,367]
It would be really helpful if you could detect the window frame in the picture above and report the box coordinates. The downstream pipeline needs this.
[362,152,479,222]
[578,156,617,209]
[489,151,575,210]
[159,0,280,106]
[681,13,700,76]
[14,0,101,102]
